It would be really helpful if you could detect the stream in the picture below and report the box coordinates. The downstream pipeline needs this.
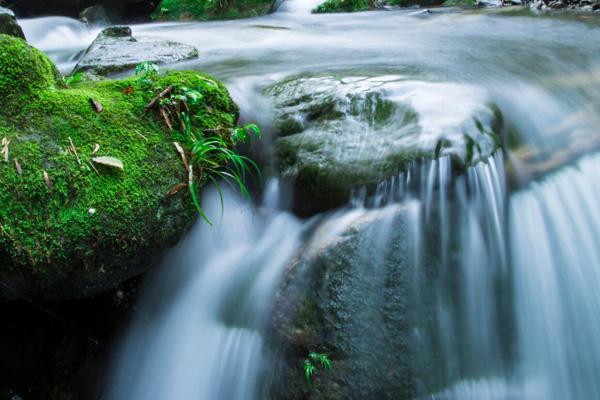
[18,4,600,399]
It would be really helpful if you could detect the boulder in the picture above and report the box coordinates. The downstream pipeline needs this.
[0,7,25,39]
[268,206,442,400]
[79,4,116,25]
[0,34,239,300]
[267,75,501,215]
[72,25,199,76]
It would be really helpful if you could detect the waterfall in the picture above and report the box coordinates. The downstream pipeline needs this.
[511,154,600,400]
[106,184,304,399]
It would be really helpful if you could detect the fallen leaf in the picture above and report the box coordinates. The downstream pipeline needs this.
[167,183,187,196]
[14,159,22,175]
[123,86,135,95]
[92,143,100,154]
[43,170,53,190]
[173,142,189,171]
[206,106,214,113]
[68,137,81,165]
[160,107,173,131]
[92,156,124,171]
[89,98,103,113]
[1,137,9,162]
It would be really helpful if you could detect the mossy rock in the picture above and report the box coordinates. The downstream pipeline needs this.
[0,35,239,299]
[266,75,502,215]
[0,7,25,39]
[153,0,276,21]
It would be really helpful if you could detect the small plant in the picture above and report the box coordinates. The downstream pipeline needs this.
[303,352,332,387]
[64,72,84,86]
[135,61,160,88]
[135,62,262,224]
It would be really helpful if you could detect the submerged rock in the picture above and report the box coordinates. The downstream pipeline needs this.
[0,7,25,39]
[0,34,239,300]
[267,75,502,215]
[73,25,199,76]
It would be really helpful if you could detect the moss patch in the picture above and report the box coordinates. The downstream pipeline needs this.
[0,34,239,298]
[153,0,274,21]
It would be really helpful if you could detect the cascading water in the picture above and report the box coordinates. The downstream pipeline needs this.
[18,5,600,399]
[106,184,304,399]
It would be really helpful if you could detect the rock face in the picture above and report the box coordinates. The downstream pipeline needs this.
[0,7,25,39]
[267,75,501,215]
[153,0,276,20]
[73,25,199,76]
[2,0,157,20]
[0,34,239,300]
[268,206,442,400]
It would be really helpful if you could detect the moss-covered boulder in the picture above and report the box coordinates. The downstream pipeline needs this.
[153,0,276,21]
[0,7,25,39]
[267,74,502,215]
[0,34,239,299]
[73,25,199,76]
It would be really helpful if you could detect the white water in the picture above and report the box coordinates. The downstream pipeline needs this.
[107,184,304,399]
[16,4,600,399]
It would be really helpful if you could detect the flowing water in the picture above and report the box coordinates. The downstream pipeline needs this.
[18,5,600,399]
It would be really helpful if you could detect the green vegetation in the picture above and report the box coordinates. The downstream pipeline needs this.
[133,61,261,223]
[303,352,332,386]
[153,0,274,21]
[314,0,412,13]
[0,34,257,296]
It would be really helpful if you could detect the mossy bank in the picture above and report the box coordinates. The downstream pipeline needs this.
[0,34,239,299]
[153,0,275,21]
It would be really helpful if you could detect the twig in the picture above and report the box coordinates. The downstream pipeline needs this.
[68,137,81,166]
[144,85,174,113]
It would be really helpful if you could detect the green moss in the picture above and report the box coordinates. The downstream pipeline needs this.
[153,0,274,21]
[314,0,372,13]
[0,37,239,298]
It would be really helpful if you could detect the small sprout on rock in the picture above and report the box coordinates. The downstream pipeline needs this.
[303,352,332,387]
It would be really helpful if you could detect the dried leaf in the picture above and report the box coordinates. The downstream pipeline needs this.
[1,137,9,162]
[14,159,22,175]
[92,143,100,154]
[68,137,81,165]
[43,170,53,190]
[206,106,214,113]
[173,142,189,171]
[89,98,103,113]
[123,86,135,95]
[160,107,173,131]
[167,183,187,196]
[92,156,124,171]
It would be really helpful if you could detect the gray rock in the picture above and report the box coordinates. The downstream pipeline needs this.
[268,206,442,400]
[267,75,501,215]
[73,25,199,76]
[79,4,115,26]
[0,7,25,39]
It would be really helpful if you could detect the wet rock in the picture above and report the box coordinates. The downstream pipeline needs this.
[0,35,239,300]
[267,75,502,215]
[73,25,199,76]
[0,7,25,39]
[268,206,442,400]
[79,4,115,26]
